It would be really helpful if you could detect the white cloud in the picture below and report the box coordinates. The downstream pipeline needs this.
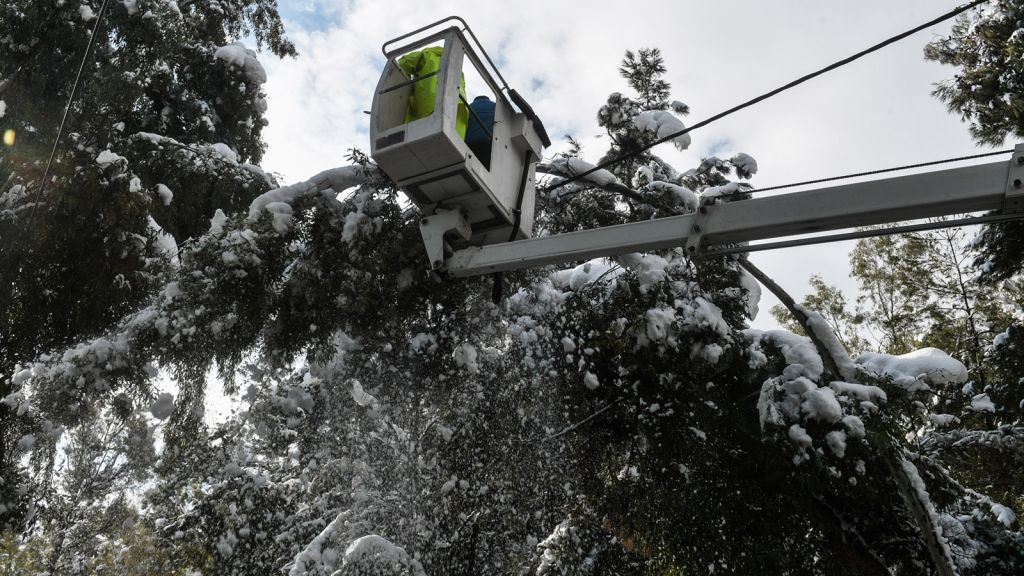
[260,0,987,329]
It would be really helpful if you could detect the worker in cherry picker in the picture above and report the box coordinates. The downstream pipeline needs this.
[465,95,495,169]
[397,46,469,136]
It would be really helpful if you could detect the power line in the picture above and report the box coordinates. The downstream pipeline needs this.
[27,0,111,227]
[724,149,1014,200]
[540,0,991,194]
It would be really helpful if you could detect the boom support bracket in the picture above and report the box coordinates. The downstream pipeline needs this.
[420,209,471,271]
[1004,143,1024,214]
[684,197,715,257]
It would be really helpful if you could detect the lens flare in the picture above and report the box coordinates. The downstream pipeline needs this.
[2,129,14,146]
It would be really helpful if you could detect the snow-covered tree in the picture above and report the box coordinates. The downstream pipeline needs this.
[0,0,293,547]
[4,17,1023,574]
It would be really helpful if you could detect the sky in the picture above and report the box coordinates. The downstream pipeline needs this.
[255,0,997,330]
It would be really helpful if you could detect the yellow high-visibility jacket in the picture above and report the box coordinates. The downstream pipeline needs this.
[398,47,469,138]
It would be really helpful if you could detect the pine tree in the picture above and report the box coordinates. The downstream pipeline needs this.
[925,0,1024,282]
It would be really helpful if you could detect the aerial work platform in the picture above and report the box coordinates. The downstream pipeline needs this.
[369,17,550,269]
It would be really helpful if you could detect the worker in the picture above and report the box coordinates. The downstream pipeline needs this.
[397,46,469,138]
[465,95,495,169]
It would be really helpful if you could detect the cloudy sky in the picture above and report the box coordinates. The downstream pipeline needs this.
[256,0,996,329]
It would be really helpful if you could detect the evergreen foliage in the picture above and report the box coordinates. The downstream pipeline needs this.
[925,0,1024,282]
[0,6,1022,574]
[0,0,291,548]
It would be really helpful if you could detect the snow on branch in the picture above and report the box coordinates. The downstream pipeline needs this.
[541,157,619,189]
[855,348,968,391]
[247,165,371,234]
[14,164,376,425]
[633,109,691,151]
[214,41,268,85]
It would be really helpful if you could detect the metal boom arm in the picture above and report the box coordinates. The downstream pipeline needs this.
[444,145,1024,277]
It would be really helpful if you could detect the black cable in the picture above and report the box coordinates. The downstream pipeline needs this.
[539,0,991,194]
[27,0,111,226]
[725,149,1014,199]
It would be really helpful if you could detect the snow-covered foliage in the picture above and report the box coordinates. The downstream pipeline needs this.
[857,347,969,389]
[633,109,691,151]
[214,41,269,85]
[3,14,1023,575]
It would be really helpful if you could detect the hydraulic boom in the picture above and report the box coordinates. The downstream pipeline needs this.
[440,144,1024,277]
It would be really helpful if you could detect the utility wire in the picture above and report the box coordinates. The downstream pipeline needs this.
[27,0,111,227]
[723,149,1014,200]
[539,0,991,194]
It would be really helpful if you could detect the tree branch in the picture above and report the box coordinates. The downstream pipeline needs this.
[535,163,647,204]
[738,257,844,380]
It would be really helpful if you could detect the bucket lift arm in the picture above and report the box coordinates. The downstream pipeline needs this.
[443,145,1024,277]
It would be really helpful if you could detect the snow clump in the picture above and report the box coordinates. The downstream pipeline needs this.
[147,216,179,266]
[730,153,758,178]
[546,157,618,188]
[96,149,127,168]
[633,109,691,151]
[350,380,377,407]
[452,343,480,374]
[214,42,267,84]
[210,143,239,164]
[969,393,996,413]
[155,183,173,205]
[856,347,968,389]
[342,535,426,576]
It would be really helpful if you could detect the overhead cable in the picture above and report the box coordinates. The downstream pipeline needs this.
[28,0,111,226]
[539,0,991,194]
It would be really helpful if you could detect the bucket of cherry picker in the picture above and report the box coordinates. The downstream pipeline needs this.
[369,17,550,270]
